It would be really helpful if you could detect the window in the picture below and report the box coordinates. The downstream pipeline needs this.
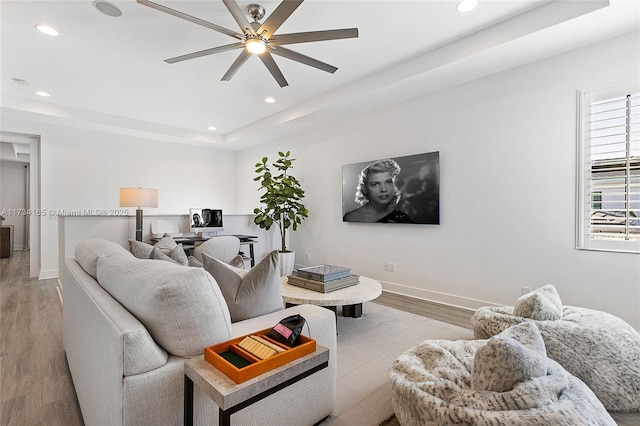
[576,84,640,253]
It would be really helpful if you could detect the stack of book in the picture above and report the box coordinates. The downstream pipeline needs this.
[288,264,359,293]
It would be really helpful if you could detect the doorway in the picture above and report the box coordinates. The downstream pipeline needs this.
[0,131,40,278]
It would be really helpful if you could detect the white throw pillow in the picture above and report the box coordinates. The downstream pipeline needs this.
[513,284,563,321]
[471,322,547,392]
[202,250,283,322]
[97,256,232,357]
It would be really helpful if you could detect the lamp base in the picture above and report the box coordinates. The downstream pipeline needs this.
[135,209,144,242]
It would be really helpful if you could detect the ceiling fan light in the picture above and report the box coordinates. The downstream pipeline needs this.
[245,38,267,55]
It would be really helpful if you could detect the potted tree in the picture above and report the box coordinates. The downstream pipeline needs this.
[254,151,308,276]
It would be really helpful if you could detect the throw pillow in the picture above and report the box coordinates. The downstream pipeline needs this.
[201,250,283,322]
[129,239,154,259]
[513,284,563,321]
[188,256,203,268]
[471,322,547,392]
[129,234,181,261]
[96,256,232,357]
[228,254,245,269]
[151,245,188,266]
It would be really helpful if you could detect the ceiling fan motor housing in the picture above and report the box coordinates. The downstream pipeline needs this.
[247,4,266,21]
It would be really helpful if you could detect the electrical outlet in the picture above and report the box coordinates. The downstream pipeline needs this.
[305,253,311,262]
[384,262,396,272]
[522,286,532,295]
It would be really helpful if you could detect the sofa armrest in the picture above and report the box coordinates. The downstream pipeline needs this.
[63,258,170,425]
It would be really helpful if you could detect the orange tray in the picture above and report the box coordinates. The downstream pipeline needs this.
[204,328,316,384]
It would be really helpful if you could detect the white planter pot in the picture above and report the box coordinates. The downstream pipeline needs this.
[279,251,295,277]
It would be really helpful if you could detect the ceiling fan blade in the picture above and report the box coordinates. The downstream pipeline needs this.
[137,0,243,40]
[165,42,244,64]
[222,0,256,36]
[221,50,251,81]
[259,53,289,87]
[270,28,359,46]
[271,47,337,74]
[258,0,303,39]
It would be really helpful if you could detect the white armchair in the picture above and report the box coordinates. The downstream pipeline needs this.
[193,236,241,263]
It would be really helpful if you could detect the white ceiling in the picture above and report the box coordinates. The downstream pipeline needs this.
[1,0,639,150]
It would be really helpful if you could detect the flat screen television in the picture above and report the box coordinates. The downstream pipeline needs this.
[189,208,223,237]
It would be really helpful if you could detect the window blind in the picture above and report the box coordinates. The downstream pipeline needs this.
[577,84,640,252]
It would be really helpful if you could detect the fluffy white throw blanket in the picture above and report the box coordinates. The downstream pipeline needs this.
[472,305,640,411]
[389,339,615,426]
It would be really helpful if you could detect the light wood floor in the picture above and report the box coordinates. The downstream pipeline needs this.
[1,251,638,425]
[0,250,83,425]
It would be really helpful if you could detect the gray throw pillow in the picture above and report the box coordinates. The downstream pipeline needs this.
[201,250,283,322]
[188,256,203,268]
[129,235,182,261]
[151,245,188,266]
[513,284,563,321]
[471,322,547,392]
[129,239,154,259]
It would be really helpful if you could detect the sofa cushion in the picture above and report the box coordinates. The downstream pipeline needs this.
[75,238,132,279]
[471,322,547,392]
[202,250,283,322]
[96,256,232,357]
[513,284,563,321]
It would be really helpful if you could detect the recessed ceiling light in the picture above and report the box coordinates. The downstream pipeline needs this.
[265,97,275,103]
[456,0,478,13]
[93,1,123,17]
[35,24,59,36]
[207,126,217,131]
[35,91,50,97]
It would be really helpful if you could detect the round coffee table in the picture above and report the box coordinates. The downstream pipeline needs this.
[281,275,382,317]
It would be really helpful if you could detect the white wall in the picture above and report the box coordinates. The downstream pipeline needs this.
[236,32,640,328]
[0,119,237,278]
[0,160,28,250]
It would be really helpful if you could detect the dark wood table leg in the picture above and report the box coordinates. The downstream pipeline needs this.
[219,407,231,426]
[342,303,363,318]
[184,376,194,426]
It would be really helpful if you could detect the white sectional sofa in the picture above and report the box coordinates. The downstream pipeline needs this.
[62,238,337,426]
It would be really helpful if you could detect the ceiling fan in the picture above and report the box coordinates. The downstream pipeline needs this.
[137,0,359,87]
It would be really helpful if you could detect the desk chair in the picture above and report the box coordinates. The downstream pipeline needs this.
[193,236,241,264]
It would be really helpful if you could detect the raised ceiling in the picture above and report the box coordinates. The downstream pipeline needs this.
[1,0,638,150]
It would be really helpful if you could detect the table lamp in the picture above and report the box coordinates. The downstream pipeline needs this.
[120,187,158,241]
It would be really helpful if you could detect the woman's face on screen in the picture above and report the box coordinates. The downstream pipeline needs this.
[366,172,394,205]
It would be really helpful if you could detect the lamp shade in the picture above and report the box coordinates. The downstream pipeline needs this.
[119,188,158,208]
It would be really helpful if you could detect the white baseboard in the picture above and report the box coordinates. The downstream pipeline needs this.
[39,269,58,280]
[380,281,498,311]
[56,278,63,305]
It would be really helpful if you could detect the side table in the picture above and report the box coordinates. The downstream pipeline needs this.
[184,344,329,426]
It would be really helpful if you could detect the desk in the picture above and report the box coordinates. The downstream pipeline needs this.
[151,235,257,266]
[183,345,329,426]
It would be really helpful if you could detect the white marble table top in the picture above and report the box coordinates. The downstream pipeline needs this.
[281,275,382,306]
[185,345,329,410]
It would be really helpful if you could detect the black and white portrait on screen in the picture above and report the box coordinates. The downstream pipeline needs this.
[342,152,440,224]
